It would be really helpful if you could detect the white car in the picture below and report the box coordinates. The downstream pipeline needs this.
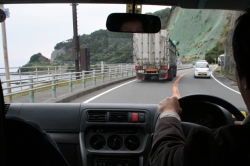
[194,62,211,78]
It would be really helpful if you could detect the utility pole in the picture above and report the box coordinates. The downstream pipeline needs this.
[72,3,80,75]
[0,4,12,103]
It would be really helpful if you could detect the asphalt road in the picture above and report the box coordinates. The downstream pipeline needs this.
[70,66,246,109]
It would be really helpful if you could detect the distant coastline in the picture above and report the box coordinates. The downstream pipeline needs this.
[0,71,58,76]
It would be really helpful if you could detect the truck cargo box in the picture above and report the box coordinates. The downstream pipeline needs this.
[133,30,178,81]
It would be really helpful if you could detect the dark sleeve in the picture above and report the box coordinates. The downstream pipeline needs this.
[149,117,185,166]
[149,117,219,166]
[149,117,250,166]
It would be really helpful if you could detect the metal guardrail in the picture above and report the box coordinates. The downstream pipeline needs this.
[1,65,135,103]
[1,64,192,103]
[0,64,133,76]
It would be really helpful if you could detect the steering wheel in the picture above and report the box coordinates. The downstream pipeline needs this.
[179,94,245,137]
[179,94,245,119]
[155,94,245,138]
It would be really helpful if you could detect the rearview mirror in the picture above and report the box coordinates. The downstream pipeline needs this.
[106,13,161,33]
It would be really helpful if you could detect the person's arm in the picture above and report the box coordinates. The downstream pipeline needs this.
[150,96,250,166]
[150,96,185,166]
[150,117,185,166]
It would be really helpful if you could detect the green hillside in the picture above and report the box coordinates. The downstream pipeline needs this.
[168,7,231,63]
[53,8,172,64]
[54,30,133,64]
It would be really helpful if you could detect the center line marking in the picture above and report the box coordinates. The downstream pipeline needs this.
[173,72,189,98]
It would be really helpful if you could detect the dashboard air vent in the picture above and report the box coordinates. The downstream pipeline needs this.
[109,112,128,122]
[87,111,107,122]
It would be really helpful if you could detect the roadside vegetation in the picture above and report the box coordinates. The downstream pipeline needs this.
[205,42,224,64]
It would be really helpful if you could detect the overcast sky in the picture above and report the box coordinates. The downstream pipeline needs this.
[0,4,168,70]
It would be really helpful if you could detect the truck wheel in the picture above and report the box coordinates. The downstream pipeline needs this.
[145,76,151,80]
[174,71,177,77]
[167,70,173,81]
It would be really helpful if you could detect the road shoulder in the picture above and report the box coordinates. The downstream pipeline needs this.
[212,67,240,93]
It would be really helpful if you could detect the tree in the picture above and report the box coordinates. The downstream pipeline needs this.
[30,53,42,63]
[205,42,224,64]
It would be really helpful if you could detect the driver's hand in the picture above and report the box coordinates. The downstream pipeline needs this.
[158,96,182,115]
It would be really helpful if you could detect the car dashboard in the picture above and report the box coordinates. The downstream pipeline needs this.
[6,102,247,166]
[6,103,159,166]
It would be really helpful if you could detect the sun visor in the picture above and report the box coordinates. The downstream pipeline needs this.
[179,0,250,10]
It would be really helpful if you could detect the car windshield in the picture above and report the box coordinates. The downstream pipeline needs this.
[0,3,246,110]
[196,63,208,68]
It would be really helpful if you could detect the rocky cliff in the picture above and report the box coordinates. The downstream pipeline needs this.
[167,7,232,63]
[50,48,67,62]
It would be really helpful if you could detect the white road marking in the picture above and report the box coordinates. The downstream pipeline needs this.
[83,79,136,103]
[211,66,241,95]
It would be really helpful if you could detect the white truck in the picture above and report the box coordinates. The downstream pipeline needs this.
[133,30,178,81]
[218,54,225,66]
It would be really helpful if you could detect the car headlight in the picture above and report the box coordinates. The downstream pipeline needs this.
[195,69,198,71]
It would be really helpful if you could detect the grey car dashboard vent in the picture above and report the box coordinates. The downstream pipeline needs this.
[109,112,128,122]
[87,111,107,122]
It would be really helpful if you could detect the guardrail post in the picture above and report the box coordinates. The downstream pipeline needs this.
[126,66,128,77]
[19,66,22,90]
[131,66,133,76]
[29,76,34,103]
[82,71,86,88]
[115,68,118,79]
[36,67,38,81]
[52,74,57,98]
[93,69,96,85]
[69,72,73,92]
[121,66,124,78]
[120,65,122,78]
[59,65,62,79]
[102,69,104,83]
[109,68,112,80]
